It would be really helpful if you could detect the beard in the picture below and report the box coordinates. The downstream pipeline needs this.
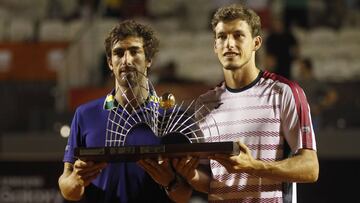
[115,64,143,88]
[116,69,149,91]
[117,71,138,88]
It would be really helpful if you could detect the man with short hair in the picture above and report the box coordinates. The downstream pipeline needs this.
[173,4,319,203]
[58,20,192,203]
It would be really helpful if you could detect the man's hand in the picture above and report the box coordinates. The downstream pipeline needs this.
[72,160,107,187]
[209,142,319,183]
[137,159,175,187]
[208,142,257,174]
[59,160,107,201]
[172,157,199,182]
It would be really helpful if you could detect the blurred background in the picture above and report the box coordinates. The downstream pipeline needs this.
[0,0,359,202]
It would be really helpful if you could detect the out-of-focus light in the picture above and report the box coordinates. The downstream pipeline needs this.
[60,125,70,138]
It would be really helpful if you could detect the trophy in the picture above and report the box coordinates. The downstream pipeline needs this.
[75,71,239,162]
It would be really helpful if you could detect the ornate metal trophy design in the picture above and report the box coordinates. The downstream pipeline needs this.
[75,71,239,162]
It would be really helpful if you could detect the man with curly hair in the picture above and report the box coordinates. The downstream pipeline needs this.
[173,4,319,203]
[58,20,192,203]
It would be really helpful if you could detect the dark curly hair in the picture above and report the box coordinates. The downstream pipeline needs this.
[104,20,159,61]
[211,4,261,37]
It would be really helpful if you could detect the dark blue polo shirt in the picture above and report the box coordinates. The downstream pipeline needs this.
[63,93,172,203]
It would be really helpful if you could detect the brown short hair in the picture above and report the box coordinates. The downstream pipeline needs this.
[105,20,159,61]
[211,4,261,37]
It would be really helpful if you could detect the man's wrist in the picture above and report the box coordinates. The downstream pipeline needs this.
[164,174,181,192]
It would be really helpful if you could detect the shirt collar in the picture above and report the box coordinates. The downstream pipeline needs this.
[103,89,117,110]
[103,89,160,111]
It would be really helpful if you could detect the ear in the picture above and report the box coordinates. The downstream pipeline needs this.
[213,40,218,54]
[146,59,152,69]
[107,57,113,71]
[253,36,262,51]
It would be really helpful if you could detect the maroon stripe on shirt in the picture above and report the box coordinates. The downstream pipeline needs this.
[262,70,313,148]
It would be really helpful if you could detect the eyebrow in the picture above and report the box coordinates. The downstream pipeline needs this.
[216,30,245,37]
[113,46,141,52]
[234,30,246,35]
[216,31,225,36]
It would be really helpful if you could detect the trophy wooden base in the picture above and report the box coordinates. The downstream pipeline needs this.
[75,142,240,162]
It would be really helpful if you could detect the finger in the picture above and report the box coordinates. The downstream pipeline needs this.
[137,160,162,181]
[83,171,102,186]
[76,163,107,176]
[138,159,157,173]
[145,159,159,168]
[181,157,199,177]
[174,157,189,171]
[74,160,94,169]
[74,160,100,176]
[159,158,170,167]
[149,159,172,174]
[174,157,192,175]
[188,157,200,169]
[88,162,107,172]
[237,141,251,154]
[80,168,102,179]
[183,156,198,169]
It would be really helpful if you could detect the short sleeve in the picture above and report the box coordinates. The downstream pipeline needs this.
[63,109,82,163]
[280,83,317,154]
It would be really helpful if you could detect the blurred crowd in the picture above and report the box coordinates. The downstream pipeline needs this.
[0,0,359,134]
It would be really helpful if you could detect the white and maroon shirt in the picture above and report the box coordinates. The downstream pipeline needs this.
[196,70,316,203]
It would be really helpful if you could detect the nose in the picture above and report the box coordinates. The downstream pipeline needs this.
[121,50,132,66]
[225,35,235,48]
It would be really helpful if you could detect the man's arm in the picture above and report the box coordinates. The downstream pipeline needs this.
[210,142,319,183]
[58,160,107,201]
